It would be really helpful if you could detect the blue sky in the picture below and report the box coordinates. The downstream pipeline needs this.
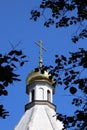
[0,0,87,130]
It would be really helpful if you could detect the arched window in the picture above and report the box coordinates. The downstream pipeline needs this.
[39,88,44,100]
[47,90,51,102]
[31,89,35,102]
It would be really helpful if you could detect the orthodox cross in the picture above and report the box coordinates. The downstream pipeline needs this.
[35,40,47,68]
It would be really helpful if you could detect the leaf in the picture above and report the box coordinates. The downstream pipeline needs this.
[20,61,24,66]
[0,84,4,89]
[0,54,2,57]
[58,81,62,85]
[35,68,39,72]
[64,86,68,90]
[67,117,74,122]
[49,65,53,68]
[58,77,61,80]
[72,36,78,43]
[41,69,44,74]
[15,50,22,56]
[83,63,87,68]
[0,105,3,109]
[9,50,22,56]
[73,64,76,67]
[49,76,53,80]
[55,73,58,77]
[65,72,68,76]
[76,112,84,121]
[12,78,21,81]
[68,60,72,64]
[70,87,77,94]
[83,87,87,94]
[64,81,69,86]
[71,75,76,80]
[55,58,61,63]
[8,50,15,55]
[0,90,3,95]
[55,54,58,58]
[3,90,8,96]
[21,55,26,58]
[61,55,67,61]
[55,66,59,70]
[12,57,19,62]
[69,70,74,74]
[3,82,8,87]
[12,73,20,77]
[11,63,16,68]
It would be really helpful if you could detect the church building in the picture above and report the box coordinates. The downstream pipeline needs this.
[14,41,65,130]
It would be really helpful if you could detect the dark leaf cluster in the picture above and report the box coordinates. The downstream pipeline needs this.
[30,0,87,42]
[57,109,87,130]
[51,48,87,94]
[0,105,9,119]
[44,48,87,129]
[0,49,28,119]
[72,98,82,106]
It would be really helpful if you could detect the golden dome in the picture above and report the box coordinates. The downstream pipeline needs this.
[26,67,55,86]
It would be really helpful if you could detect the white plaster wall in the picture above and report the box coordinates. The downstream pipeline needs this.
[14,105,64,130]
[28,105,53,130]
[34,83,53,102]
[29,82,53,103]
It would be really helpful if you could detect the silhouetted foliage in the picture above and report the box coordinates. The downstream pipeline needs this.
[0,105,9,119]
[0,49,28,119]
[30,0,87,43]
[49,48,87,130]
[35,48,87,129]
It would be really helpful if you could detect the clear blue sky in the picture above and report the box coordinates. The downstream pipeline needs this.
[0,0,87,130]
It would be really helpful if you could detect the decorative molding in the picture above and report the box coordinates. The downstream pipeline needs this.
[25,100,56,111]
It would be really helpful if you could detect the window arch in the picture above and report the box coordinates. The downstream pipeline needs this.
[39,88,44,100]
[47,90,51,102]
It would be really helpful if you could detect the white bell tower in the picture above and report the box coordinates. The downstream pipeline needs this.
[14,41,65,130]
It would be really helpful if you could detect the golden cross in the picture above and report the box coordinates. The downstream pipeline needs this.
[35,40,47,67]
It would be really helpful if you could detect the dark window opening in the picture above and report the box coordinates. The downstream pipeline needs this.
[47,90,51,102]
[31,90,35,102]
